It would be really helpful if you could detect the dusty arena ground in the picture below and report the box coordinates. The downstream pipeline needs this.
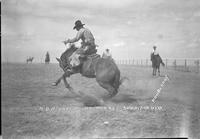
[2,63,200,139]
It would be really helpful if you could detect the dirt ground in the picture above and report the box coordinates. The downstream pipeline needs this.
[2,63,200,139]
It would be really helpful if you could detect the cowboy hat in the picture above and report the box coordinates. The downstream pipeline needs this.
[73,20,85,29]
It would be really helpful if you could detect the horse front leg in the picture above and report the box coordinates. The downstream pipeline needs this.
[62,72,71,88]
[62,71,80,95]
[52,73,65,86]
[62,71,77,92]
[158,67,160,76]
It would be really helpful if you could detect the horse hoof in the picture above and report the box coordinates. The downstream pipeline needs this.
[65,85,71,89]
[51,82,57,86]
[68,87,73,91]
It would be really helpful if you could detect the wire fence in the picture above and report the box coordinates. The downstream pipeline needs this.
[115,58,200,74]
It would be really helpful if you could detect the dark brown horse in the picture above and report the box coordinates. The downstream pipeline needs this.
[151,54,165,76]
[52,44,122,99]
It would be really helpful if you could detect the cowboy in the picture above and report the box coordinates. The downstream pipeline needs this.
[63,20,97,68]
[102,49,112,59]
[150,45,164,64]
[152,46,159,55]
[151,45,159,61]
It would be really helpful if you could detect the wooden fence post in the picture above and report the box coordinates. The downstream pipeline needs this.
[146,59,148,67]
[174,59,177,70]
[198,60,200,73]
[184,59,187,71]
[195,59,199,73]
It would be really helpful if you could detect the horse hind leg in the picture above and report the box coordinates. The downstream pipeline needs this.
[152,68,154,76]
[62,74,71,88]
[97,81,118,99]
[158,67,161,76]
[153,68,156,76]
[155,67,157,76]
[155,66,159,76]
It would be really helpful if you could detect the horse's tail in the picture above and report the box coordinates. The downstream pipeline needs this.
[161,62,165,67]
[112,71,129,90]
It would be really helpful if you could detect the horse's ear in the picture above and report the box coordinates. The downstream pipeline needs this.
[56,57,62,63]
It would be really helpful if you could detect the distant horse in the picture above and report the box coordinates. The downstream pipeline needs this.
[26,57,34,63]
[52,44,122,100]
[151,54,165,76]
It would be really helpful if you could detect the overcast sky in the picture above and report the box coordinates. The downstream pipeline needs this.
[2,0,200,63]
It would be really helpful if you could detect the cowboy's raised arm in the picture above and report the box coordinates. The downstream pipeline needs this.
[63,31,81,45]
[68,29,83,43]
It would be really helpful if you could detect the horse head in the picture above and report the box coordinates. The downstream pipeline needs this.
[56,57,64,69]
[56,43,78,71]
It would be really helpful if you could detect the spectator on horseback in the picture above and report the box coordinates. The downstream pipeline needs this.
[63,20,97,69]
[151,45,165,76]
[102,49,112,60]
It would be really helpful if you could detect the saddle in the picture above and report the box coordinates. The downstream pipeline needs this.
[80,53,100,77]
[68,47,96,63]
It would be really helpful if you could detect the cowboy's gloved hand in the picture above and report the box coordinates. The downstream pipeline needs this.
[63,39,70,45]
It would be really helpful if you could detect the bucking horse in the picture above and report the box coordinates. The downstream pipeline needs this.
[52,44,122,100]
[151,53,165,76]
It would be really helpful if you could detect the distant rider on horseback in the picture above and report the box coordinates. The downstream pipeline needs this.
[150,45,165,76]
[63,20,97,72]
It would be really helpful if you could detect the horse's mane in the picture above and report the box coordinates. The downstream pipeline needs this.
[61,45,77,59]
[60,44,78,66]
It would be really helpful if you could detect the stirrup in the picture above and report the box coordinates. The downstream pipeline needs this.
[66,68,73,72]
[64,67,70,71]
